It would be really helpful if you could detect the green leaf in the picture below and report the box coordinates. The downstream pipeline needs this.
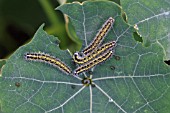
[1,1,170,113]
[133,31,143,43]
[58,1,170,113]
[121,0,170,60]
[0,24,82,113]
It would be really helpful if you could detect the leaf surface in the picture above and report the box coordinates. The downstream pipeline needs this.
[0,24,83,113]
[121,0,170,59]
[58,1,170,113]
[0,1,170,113]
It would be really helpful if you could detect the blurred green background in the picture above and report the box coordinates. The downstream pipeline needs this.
[0,0,81,59]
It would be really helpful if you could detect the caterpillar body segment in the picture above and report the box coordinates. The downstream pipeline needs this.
[24,52,72,74]
[73,50,113,76]
[73,41,116,64]
[83,17,115,55]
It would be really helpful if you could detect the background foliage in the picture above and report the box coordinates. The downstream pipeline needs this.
[0,0,80,59]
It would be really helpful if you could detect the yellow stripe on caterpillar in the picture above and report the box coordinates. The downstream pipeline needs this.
[73,50,113,76]
[24,52,72,74]
[83,17,115,55]
[73,41,116,64]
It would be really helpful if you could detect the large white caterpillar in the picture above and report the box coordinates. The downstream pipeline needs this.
[82,17,115,55]
[24,52,72,74]
[73,50,113,76]
[73,41,116,64]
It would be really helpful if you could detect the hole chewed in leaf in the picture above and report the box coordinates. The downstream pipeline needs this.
[164,60,170,65]
[122,11,128,23]
[133,32,143,43]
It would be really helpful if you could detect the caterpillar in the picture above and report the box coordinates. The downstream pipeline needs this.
[82,17,115,55]
[73,50,113,76]
[73,41,116,64]
[24,52,72,74]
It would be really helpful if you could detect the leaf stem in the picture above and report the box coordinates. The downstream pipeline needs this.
[38,0,58,26]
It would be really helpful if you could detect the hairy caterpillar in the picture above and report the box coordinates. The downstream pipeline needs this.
[73,50,113,76]
[73,41,116,64]
[24,52,72,74]
[82,17,115,55]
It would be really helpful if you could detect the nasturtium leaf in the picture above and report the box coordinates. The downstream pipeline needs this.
[121,0,170,60]
[58,1,170,113]
[0,1,170,113]
[0,24,84,113]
